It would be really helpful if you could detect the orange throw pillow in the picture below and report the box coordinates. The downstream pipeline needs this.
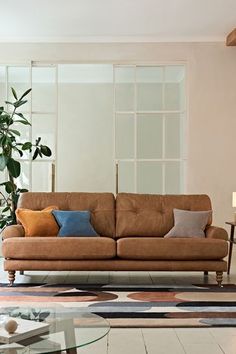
[16,206,59,237]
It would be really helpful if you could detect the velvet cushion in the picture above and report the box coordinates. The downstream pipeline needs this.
[16,206,59,237]
[164,209,212,238]
[52,210,98,237]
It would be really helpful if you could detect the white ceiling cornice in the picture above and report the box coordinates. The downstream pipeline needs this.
[0,36,226,43]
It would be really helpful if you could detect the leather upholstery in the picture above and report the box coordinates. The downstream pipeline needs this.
[205,225,228,241]
[117,237,228,260]
[1,225,25,239]
[1,192,228,276]
[17,192,115,238]
[3,237,116,260]
[4,259,227,272]
[116,193,212,237]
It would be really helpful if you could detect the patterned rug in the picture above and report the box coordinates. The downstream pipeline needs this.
[0,283,236,327]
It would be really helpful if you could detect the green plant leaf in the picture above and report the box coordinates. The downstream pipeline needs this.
[15,112,27,119]
[7,158,21,178]
[19,188,28,193]
[0,219,7,228]
[22,142,32,150]
[2,206,11,213]
[5,181,14,193]
[0,135,12,147]
[11,87,18,100]
[40,145,52,157]
[19,88,32,100]
[35,137,41,146]
[14,120,31,126]
[32,148,39,160]
[16,149,23,157]
[9,129,21,136]
[2,206,10,213]
[0,154,8,171]
[13,100,27,108]
[5,101,14,106]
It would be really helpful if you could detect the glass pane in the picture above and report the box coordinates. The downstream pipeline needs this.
[137,114,163,158]
[8,67,30,111]
[32,67,56,112]
[165,161,181,194]
[137,161,162,194]
[118,161,135,193]
[58,64,114,192]
[116,114,134,159]
[12,116,31,159]
[164,66,185,111]
[115,67,134,111]
[0,170,8,201]
[0,66,5,105]
[136,66,163,111]
[32,114,56,159]
[32,161,52,192]
[165,114,182,158]
[16,161,30,190]
[59,64,113,83]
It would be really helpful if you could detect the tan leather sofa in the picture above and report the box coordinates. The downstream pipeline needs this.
[1,192,228,286]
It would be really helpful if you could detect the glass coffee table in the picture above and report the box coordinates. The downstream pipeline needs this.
[0,307,110,353]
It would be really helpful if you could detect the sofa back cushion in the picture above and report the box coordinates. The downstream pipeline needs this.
[116,193,212,238]
[18,192,115,238]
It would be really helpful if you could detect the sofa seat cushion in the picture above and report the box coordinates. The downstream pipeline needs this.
[117,237,228,260]
[3,237,116,260]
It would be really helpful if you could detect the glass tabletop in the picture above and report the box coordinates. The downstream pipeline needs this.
[0,307,110,353]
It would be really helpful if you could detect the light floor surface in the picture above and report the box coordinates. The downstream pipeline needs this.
[0,251,236,354]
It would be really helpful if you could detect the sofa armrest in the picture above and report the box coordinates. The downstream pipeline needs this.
[205,225,228,241]
[1,225,25,240]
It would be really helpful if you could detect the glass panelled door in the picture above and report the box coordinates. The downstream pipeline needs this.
[31,65,57,191]
[57,64,114,192]
[0,64,57,193]
[114,65,186,194]
[0,63,185,195]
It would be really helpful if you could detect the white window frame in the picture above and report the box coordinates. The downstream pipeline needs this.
[0,60,188,194]
[113,63,188,194]
[0,62,57,192]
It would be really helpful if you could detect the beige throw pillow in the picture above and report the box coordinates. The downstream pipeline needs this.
[164,209,212,238]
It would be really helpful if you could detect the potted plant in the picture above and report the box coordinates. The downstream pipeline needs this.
[0,88,52,228]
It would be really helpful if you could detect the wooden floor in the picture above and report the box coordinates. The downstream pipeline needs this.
[0,252,236,354]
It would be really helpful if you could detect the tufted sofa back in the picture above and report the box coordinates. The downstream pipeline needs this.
[17,192,212,239]
[17,192,116,238]
[116,193,212,238]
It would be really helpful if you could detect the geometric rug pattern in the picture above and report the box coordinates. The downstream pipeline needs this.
[1,283,236,327]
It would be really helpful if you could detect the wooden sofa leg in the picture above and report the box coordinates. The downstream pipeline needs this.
[19,270,24,275]
[204,271,208,276]
[8,271,16,286]
[216,271,223,287]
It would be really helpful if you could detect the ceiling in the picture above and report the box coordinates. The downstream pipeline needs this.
[0,0,235,42]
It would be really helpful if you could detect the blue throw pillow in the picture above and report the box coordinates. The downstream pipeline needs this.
[52,210,98,237]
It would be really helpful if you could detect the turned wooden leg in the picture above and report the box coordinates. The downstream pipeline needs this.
[8,271,16,286]
[216,271,223,287]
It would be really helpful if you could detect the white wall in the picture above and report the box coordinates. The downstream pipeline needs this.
[0,42,235,228]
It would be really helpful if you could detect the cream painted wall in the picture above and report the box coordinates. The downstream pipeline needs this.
[0,42,235,228]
